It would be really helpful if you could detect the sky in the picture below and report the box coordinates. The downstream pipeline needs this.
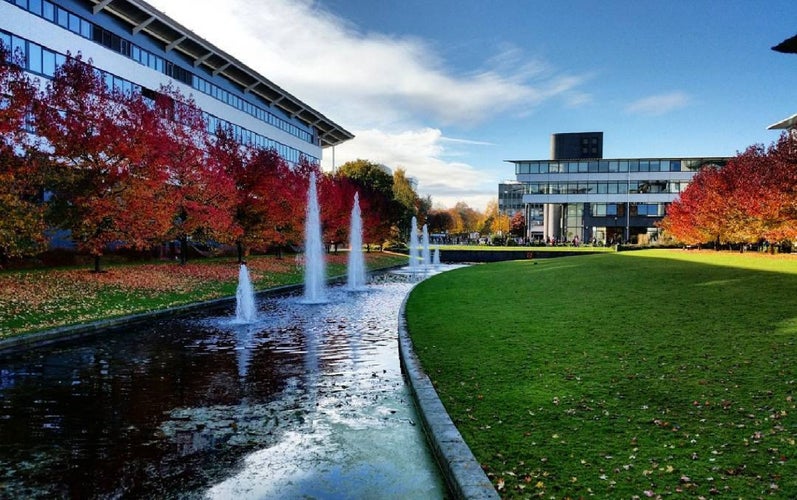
[146,0,797,211]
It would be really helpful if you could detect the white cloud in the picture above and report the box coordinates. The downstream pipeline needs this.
[321,128,496,210]
[147,0,590,208]
[625,91,691,116]
[149,0,588,128]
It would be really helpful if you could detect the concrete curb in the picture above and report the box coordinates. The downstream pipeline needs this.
[1,264,497,499]
[398,296,499,499]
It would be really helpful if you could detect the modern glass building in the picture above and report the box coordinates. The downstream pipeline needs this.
[1,0,353,164]
[507,133,728,244]
[498,181,543,238]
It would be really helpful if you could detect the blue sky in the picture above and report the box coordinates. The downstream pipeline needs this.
[148,0,797,210]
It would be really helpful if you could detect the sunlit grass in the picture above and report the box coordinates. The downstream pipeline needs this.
[0,251,406,338]
[406,249,797,498]
[435,244,614,252]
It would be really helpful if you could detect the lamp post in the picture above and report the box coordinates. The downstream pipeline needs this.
[613,216,618,244]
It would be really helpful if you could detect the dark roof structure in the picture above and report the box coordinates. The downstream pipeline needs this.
[89,0,354,148]
[772,33,797,54]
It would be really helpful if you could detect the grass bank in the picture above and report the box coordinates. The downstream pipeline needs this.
[435,244,614,253]
[406,249,797,498]
[1,252,406,339]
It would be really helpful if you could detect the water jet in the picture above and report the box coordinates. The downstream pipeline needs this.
[347,192,367,291]
[234,263,257,323]
[302,171,327,304]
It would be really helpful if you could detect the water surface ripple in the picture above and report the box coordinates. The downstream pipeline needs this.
[0,271,445,499]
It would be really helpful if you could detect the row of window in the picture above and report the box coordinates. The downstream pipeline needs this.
[12,0,93,39]
[513,158,726,175]
[0,30,317,165]
[590,203,665,217]
[6,0,317,146]
[2,30,142,92]
[523,179,687,195]
[191,76,312,143]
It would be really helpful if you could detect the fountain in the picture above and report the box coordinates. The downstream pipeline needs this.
[0,273,448,498]
[303,171,327,303]
[234,263,257,323]
[433,247,441,267]
[347,192,367,291]
[408,216,420,274]
[421,224,431,267]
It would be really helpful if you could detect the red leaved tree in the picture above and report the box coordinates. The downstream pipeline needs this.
[319,172,358,252]
[35,54,171,271]
[741,135,797,243]
[333,167,393,248]
[660,165,731,246]
[0,42,48,263]
[154,86,240,264]
[235,146,307,258]
[206,125,249,262]
[661,135,797,247]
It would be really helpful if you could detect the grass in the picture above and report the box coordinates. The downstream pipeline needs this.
[435,244,614,252]
[0,251,407,339]
[405,249,797,498]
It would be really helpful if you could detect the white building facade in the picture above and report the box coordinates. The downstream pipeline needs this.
[1,0,352,164]
[507,133,728,244]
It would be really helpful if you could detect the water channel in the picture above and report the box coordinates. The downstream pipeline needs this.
[0,271,448,498]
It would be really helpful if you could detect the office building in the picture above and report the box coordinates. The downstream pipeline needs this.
[1,0,353,166]
[507,132,728,244]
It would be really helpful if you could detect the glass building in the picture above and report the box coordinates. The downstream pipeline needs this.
[507,133,728,244]
[1,0,353,164]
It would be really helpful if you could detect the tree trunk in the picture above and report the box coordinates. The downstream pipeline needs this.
[93,254,103,273]
[237,241,244,264]
[180,235,188,265]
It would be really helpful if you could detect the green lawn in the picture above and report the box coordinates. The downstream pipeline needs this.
[435,244,614,252]
[406,249,797,498]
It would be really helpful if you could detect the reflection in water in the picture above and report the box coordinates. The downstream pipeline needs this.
[0,272,446,498]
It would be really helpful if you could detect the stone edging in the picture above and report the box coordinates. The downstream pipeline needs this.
[397,296,499,499]
[1,267,499,499]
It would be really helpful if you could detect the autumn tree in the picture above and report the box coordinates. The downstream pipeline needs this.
[480,199,510,243]
[34,54,171,272]
[0,43,47,264]
[393,168,419,234]
[336,159,394,244]
[510,211,526,238]
[207,125,256,262]
[660,136,797,247]
[426,208,454,235]
[319,172,359,252]
[659,165,730,246]
[154,86,239,264]
[732,136,797,243]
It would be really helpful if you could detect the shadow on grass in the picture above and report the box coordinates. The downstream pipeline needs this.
[406,250,797,498]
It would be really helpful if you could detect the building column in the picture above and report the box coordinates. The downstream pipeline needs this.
[544,204,562,240]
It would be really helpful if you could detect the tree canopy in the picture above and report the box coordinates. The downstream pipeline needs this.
[0,53,424,268]
[660,134,797,247]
